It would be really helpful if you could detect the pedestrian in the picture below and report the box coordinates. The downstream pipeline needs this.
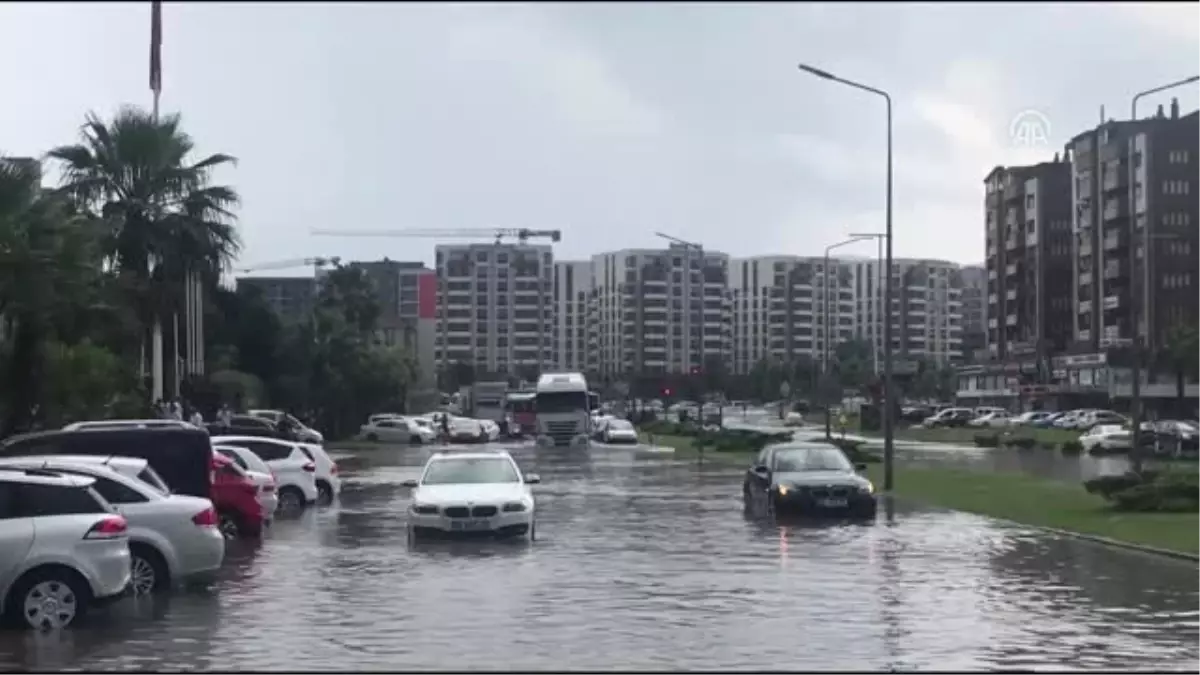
[217,403,233,428]
[153,399,166,419]
[169,399,183,421]
[440,413,450,444]
[190,408,204,426]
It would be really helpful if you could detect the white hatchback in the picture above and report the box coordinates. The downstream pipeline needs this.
[0,468,132,629]
[403,450,540,540]
[0,456,224,596]
[295,442,342,503]
[211,436,318,513]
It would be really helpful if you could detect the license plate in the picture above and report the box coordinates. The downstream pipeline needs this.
[818,498,848,508]
[450,519,491,532]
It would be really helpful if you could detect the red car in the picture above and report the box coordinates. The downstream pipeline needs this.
[210,452,266,540]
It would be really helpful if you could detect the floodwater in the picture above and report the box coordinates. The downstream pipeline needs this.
[1,438,1196,671]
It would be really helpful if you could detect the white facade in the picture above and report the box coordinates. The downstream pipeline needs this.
[844,258,964,366]
[433,243,555,376]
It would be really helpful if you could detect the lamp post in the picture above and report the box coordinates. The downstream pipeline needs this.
[849,231,887,375]
[799,62,895,491]
[823,236,874,438]
[1128,75,1199,471]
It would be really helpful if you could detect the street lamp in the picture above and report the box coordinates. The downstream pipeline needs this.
[823,236,874,438]
[849,231,887,375]
[800,62,895,492]
[1128,75,1199,469]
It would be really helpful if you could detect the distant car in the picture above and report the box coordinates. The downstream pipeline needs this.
[1077,410,1128,432]
[448,418,487,444]
[601,419,639,444]
[1079,424,1132,455]
[742,442,876,519]
[402,450,540,540]
[922,408,974,428]
[0,468,132,629]
[784,411,805,427]
[360,418,435,444]
[0,456,224,596]
[213,445,279,518]
[479,420,501,442]
[1054,409,1096,430]
[1008,411,1052,427]
[248,409,324,444]
[1031,412,1065,428]
[367,413,406,425]
[1147,420,1200,458]
[968,411,1011,428]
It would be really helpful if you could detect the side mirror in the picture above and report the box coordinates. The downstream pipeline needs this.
[752,465,769,478]
[401,479,419,488]
[525,474,541,484]
[854,463,867,472]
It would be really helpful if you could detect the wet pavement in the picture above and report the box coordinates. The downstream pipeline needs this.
[1,439,1197,670]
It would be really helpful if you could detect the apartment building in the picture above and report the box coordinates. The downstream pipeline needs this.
[433,243,555,376]
[982,158,1073,363]
[583,245,732,378]
[958,264,987,362]
[552,260,594,372]
[846,258,965,367]
[1065,100,1198,352]
[729,256,854,375]
[235,276,317,324]
[347,259,438,388]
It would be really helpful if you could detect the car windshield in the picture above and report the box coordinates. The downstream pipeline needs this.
[422,457,520,485]
[608,420,633,431]
[536,391,587,414]
[773,447,853,472]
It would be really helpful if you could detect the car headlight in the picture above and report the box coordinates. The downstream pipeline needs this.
[776,485,789,496]
[502,502,527,512]
[862,482,875,495]
[412,504,439,515]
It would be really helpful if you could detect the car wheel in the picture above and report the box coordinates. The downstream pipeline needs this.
[365,433,379,442]
[277,486,305,514]
[316,481,334,505]
[410,435,423,445]
[218,511,241,540]
[6,567,90,630]
[129,543,170,596]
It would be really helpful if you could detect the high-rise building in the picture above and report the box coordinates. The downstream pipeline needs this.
[958,264,988,362]
[728,256,854,375]
[583,245,731,378]
[348,259,438,388]
[1065,101,1198,352]
[433,243,555,377]
[552,260,593,372]
[982,158,1073,363]
[846,258,965,367]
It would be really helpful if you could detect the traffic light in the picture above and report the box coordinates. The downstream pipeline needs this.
[662,387,673,397]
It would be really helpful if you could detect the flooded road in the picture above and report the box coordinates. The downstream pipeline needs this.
[2,440,1197,671]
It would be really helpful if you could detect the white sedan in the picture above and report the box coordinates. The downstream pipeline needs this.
[359,418,436,444]
[601,419,639,444]
[1080,424,1132,454]
[403,450,540,540]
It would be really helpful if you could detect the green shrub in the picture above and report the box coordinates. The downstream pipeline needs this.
[1060,440,1083,455]
[1004,436,1037,450]
[1083,470,1198,512]
[974,434,1000,448]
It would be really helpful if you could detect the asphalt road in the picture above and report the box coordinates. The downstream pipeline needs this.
[1,439,1196,670]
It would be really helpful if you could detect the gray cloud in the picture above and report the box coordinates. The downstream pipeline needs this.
[1,2,1195,273]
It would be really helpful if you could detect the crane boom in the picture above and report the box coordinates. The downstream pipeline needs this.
[310,228,562,244]
[232,256,341,274]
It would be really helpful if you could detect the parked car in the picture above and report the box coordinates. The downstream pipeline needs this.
[899,406,936,424]
[1146,420,1200,458]
[367,413,405,425]
[247,409,324,444]
[968,411,1011,428]
[295,442,342,504]
[402,449,539,541]
[359,418,436,444]
[0,468,131,629]
[213,445,279,518]
[1008,411,1053,427]
[1077,410,1128,432]
[1054,409,1097,430]
[784,411,805,427]
[922,407,975,428]
[448,418,487,444]
[742,442,876,519]
[1031,411,1065,428]
[209,453,268,539]
[600,419,639,444]
[1079,424,1133,455]
[211,436,318,513]
[0,456,224,596]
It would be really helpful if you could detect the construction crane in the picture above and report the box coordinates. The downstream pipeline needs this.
[309,228,562,245]
[231,256,342,276]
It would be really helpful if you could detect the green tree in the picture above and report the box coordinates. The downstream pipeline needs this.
[48,106,240,395]
[1158,324,1199,418]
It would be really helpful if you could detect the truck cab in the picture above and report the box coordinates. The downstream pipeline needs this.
[534,373,591,447]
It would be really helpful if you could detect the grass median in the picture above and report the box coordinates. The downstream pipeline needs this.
[863,464,1199,556]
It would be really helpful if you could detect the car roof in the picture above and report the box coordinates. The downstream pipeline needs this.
[428,448,512,462]
[211,435,297,447]
[0,467,97,488]
[0,454,147,473]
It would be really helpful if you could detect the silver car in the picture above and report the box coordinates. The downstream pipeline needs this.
[0,456,225,595]
[0,468,132,629]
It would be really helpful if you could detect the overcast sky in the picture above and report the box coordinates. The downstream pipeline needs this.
[2,2,1196,274]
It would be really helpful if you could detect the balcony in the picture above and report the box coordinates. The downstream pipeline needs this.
[1103,199,1127,221]
[1103,232,1124,251]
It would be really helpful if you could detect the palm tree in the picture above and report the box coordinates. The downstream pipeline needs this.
[0,157,103,434]
[47,106,240,397]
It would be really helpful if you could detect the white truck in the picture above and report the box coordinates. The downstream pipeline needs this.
[534,372,592,447]
[462,381,509,425]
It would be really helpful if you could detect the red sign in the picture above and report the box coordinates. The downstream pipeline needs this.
[418,272,437,320]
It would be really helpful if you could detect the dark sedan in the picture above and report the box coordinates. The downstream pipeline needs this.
[742,443,877,519]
